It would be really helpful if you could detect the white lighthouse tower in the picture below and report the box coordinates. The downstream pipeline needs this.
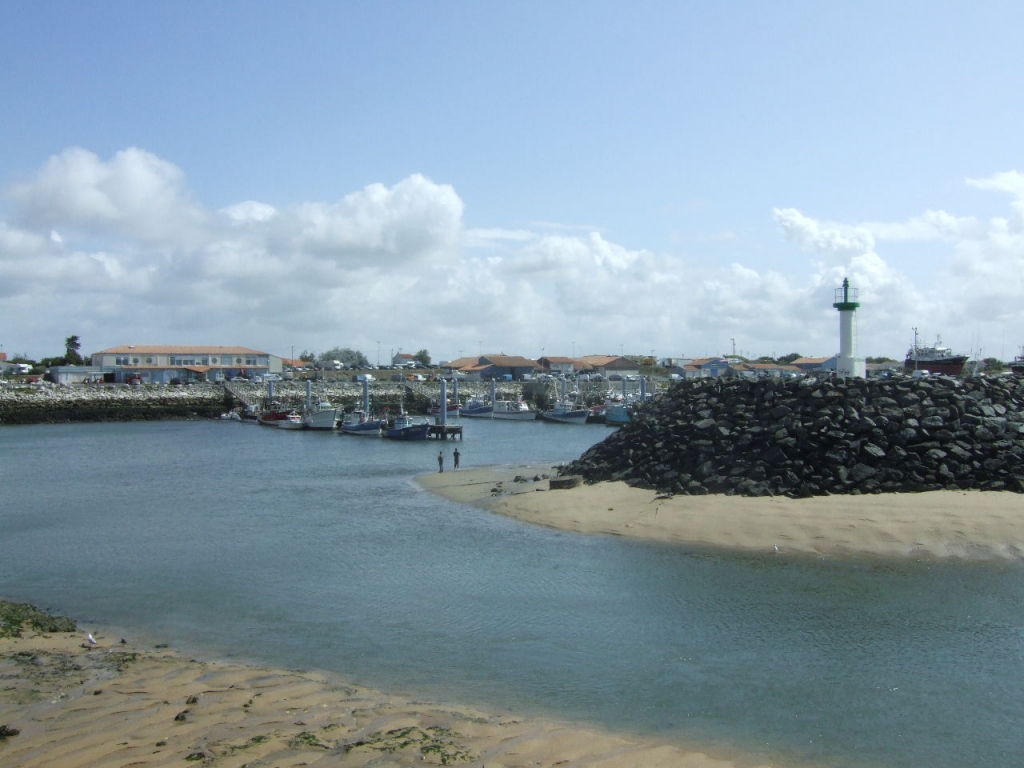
[832,277,866,378]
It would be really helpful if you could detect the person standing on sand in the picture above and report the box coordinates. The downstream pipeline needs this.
[453,448,460,470]
[437,450,444,472]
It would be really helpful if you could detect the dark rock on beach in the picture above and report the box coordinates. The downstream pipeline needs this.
[560,375,1024,497]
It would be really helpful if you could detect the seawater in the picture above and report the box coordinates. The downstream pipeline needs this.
[2,419,1023,768]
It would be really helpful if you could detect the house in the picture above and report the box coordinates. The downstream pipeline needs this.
[790,356,839,374]
[537,356,577,377]
[443,354,539,381]
[576,355,638,378]
[676,357,731,378]
[90,345,281,384]
[391,352,418,368]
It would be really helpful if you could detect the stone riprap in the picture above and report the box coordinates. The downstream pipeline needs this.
[0,382,230,424]
[560,375,1024,497]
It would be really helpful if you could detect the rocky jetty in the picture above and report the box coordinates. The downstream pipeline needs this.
[561,375,1024,497]
[0,382,231,424]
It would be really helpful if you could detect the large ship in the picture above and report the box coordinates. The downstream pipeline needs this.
[903,328,968,376]
[1009,347,1024,377]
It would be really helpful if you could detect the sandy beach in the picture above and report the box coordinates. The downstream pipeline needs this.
[417,462,1024,560]
[0,622,768,768]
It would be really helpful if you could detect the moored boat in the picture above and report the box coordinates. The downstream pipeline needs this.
[257,409,292,426]
[459,398,493,418]
[340,409,386,436]
[491,400,536,420]
[383,412,431,440]
[540,400,589,425]
[277,412,305,429]
[428,401,461,417]
[1010,347,1024,377]
[604,402,633,425]
[303,399,340,430]
[904,328,968,376]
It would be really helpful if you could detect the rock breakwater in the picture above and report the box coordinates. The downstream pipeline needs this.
[0,383,230,425]
[561,375,1024,497]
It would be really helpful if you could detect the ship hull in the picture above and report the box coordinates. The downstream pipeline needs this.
[903,356,967,376]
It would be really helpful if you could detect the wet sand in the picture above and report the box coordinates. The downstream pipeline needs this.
[0,628,765,768]
[417,462,1024,560]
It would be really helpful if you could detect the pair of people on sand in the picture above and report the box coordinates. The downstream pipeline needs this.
[438,448,460,472]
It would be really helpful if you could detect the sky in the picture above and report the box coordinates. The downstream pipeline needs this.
[3,1,1024,365]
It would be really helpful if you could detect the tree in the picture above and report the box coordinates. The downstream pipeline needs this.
[319,347,369,368]
[299,350,316,363]
[983,357,1006,373]
[414,349,431,366]
[64,335,83,365]
[777,352,802,365]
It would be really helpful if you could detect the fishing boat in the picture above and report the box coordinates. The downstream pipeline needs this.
[239,404,260,423]
[604,402,633,425]
[491,400,536,420]
[540,400,589,425]
[459,398,493,418]
[340,410,386,436]
[303,398,340,430]
[276,412,306,430]
[904,328,968,376]
[383,413,431,440]
[428,401,461,416]
[1010,348,1024,377]
[257,407,293,426]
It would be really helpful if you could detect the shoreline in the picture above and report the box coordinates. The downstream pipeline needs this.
[0,613,775,768]
[416,462,1024,560]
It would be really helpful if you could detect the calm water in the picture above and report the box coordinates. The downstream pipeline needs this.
[2,418,1023,768]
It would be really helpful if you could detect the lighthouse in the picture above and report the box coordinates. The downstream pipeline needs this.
[832,277,866,378]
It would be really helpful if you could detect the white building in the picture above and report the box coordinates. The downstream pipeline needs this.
[91,345,281,384]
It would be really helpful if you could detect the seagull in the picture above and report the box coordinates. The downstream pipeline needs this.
[774,545,780,552]
[87,633,97,645]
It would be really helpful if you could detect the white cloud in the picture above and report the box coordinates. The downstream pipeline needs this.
[8,147,208,245]
[220,201,278,224]
[966,170,1024,198]
[773,207,876,261]
[862,210,983,242]
[4,147,1024,364]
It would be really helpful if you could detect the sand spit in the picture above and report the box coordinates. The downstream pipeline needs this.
[417,463,1024,560]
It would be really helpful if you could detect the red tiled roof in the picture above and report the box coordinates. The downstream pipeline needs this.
[95,345,269,355]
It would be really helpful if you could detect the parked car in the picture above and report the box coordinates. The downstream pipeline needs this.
[263,373,282,381]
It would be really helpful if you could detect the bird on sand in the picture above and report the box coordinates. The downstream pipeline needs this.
[87,633,97,645]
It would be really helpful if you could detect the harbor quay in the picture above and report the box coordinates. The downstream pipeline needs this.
[0,380,526,426]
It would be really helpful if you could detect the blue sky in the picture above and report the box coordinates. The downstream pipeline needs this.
[3,1,1024,364]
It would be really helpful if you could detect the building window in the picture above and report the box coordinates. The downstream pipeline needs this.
[133,357,140,364]
[115,355,130,365]
[145,357,153,364]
